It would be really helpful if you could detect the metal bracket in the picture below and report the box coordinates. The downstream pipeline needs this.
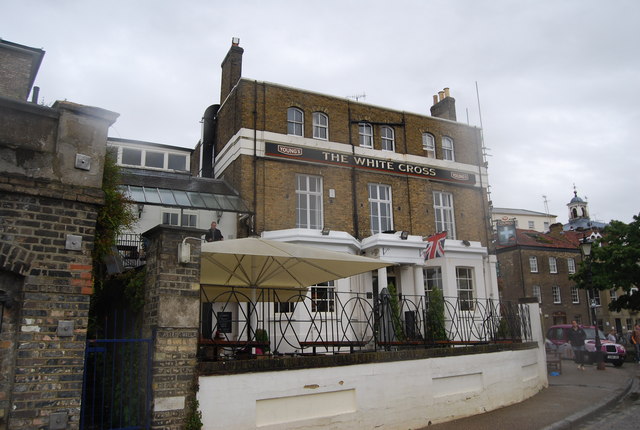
[49,411,68,429]
[75,153,92,171]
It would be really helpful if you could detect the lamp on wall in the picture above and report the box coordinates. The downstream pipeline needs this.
[321,227,330,236]
[400,231,409,240]
[137,203,144,218]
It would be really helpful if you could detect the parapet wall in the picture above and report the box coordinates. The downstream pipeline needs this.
[198,344,546,429]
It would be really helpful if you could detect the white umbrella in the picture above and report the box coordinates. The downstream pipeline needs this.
[200,237,391,301]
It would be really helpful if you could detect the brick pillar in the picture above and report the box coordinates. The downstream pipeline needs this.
[142,226,202,429]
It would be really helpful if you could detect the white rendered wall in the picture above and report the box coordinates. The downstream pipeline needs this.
[198,346,547,430]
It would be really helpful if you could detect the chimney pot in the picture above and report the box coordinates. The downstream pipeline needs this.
[438,91,445,101]
[232,37,240,46]
[444,87,450,98]
[432,95,438,105]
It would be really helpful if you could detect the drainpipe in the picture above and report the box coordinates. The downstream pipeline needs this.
[348,101,360,239]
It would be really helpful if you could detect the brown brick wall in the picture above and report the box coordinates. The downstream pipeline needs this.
[0,189,97,430]
[216,79,490,243]
[498,246,588,332]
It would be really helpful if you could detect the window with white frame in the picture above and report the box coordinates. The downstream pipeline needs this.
[296,175,323,229]
[549,257,558,273]
[118,147,188,172]
[567,258,576,274]
[588,289,601,307]
[456,267,474,311]
[424,267,442,292]
[422,133,436,157]
[433,191,456,239]
[571,286,580,303]
[161,211,180,226]
[529,256,538,273]
[532,285,541,303]
[442,136,455,161]
[610,289,617,300]
[274,301,295,313]
[368,183,393,234]
[381,126,395,151]
[122,147,142,166]
[311,281,335,312]
[312,112,328,140]
[552,286,561,304]
[287,107,304,136]
[181,212,198,227]
[359,123,373,148]
[528,221,535,229]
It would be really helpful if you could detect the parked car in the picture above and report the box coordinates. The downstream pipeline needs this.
[546,324,626,367]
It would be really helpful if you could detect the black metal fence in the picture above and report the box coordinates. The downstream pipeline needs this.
[199,286,532,359]
[81,310,152,430]
[116,234,146,269]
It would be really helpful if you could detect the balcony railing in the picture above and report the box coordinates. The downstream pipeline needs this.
[116,233,146,269]
[199,286,532,360]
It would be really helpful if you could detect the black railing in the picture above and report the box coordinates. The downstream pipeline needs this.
[116,234,146,269]
[199,286,532,359]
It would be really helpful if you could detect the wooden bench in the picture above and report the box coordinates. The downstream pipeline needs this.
[299,340,368,355]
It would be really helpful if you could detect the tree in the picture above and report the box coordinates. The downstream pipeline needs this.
[571,214,640,311]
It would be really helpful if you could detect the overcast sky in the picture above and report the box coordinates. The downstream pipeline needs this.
[3,0,639,224]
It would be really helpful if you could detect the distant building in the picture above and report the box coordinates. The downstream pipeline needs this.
[563,188,607,231]
[492,207,556,233]
[106,137,251,268]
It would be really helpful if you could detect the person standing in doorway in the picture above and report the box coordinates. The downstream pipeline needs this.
[568,320,587,370]
[205,221,224,242]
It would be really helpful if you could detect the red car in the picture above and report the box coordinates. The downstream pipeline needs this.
[546,324,626,367]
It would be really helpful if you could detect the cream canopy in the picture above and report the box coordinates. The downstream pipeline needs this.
[200,237,392,301]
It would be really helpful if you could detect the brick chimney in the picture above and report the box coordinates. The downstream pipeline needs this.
[220,37,244,103]
[430,87,457,121]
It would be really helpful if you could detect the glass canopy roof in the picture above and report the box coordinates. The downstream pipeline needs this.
[120,185,250,213]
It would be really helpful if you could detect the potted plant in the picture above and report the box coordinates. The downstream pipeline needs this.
[255,328,270,356]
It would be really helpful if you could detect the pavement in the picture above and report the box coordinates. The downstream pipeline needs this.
[422,360,640,430]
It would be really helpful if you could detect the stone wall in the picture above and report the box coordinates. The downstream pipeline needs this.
[0,95,117,429]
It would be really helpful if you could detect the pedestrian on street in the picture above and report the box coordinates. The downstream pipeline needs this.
[607,329,617,343]
[632,324,640,363]
[568,320,587,370]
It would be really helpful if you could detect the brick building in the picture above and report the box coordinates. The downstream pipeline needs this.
[0,40,117,429]
[496,224,587,333]
[197,39,498,308]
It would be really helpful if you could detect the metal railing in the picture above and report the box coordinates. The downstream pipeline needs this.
[199,286,532,359]
[116,234,146,269]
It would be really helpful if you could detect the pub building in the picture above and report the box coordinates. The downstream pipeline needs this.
[195,38,499,347]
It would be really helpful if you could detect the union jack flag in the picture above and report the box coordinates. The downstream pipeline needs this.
[423,231,447,260]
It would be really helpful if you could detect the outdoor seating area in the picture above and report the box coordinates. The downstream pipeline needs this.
[198,286,532,361]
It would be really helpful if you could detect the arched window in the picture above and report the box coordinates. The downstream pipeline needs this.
[359,123,373,148]
[442,136,454,161]
[287,107,304,136]
[381,126,395,151]
[422,133,435,157]
[312,112,328,140]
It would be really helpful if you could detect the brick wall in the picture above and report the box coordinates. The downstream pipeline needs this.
[0,78,116,428]
[215,79,489,243]
[142,226,201,430]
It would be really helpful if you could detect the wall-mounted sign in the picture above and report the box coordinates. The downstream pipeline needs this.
[496,219,517,245]
[264,142,476,185]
